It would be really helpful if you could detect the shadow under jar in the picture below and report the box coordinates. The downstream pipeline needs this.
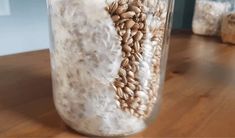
[47,0,174,137]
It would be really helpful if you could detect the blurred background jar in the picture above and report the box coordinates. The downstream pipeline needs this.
[221,2,235,44]
[47,0,175,137]
[192,0,233,36]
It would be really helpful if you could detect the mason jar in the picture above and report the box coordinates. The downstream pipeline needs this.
[47,0,174,137]
[221,2,235,44]
[192,0,233,36]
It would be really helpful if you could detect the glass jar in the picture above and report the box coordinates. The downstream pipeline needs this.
[47,0,174,137]
[221,4,235,44]
[192,0,233,36]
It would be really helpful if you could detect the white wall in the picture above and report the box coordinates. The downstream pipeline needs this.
[0,0,50,56]
[0,0,11,16]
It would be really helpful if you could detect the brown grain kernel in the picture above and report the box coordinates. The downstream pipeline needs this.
[122,51,126,57]
[128,77,138,84]
[123,29,131,42]
[134,41,140,52]
[139,22,144,29]
[127,71,135,78]
[114,81,125,88]
[116,4,128,15]
[124,87,134,96]
[122,76,128,84]
[127,38,134,45]
[129,6,141,13]
[118,18,129,24]
[135,53,143,61]
[116,96,121,102]
[123,45,132,52]
[135,0,143,7]
[117,87,124,98]
[129,55,135,61]
[136,13,141,18]
[105,6,109,12]
[110,2,118,14]
[130,96,135,101]
[112,15,120,22]
[126,52,131,57]
[140,13,146,21]
[142,29,147,34]
[131,29,138,36]
[121,11,135,19]
[128,82,136,90]
[132,64,137,73]
[126,64,132,70]
[123,45,131,52]
[120,23,125,29]
[134,31,143,41]
[132,23,140,29]
[136,65,140,72]
[127,76,136,81]
[119,68,126,77]
[119,30,126,36]
[126,20,136,29]
[118,0,128,5]
[122,58,129,67]
[123,93,129,100]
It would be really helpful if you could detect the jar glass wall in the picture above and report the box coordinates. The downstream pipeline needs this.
[47,0,174,137]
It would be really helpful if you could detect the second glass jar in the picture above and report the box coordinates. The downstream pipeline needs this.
[192,0,234,36]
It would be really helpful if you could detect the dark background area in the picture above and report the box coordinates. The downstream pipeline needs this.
[173,0,196,29]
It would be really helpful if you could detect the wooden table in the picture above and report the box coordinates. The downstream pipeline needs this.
[1,32,235,138]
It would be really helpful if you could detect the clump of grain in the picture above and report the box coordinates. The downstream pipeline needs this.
[108,0,168,118]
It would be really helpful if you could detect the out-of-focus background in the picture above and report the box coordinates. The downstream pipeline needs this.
[0,0,196,56]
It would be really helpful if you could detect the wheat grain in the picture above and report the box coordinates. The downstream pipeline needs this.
[121,11,136,19]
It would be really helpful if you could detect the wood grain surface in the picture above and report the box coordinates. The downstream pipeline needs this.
[0,32,235,138]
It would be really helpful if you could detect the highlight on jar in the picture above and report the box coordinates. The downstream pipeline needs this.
[47,0,174,137]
